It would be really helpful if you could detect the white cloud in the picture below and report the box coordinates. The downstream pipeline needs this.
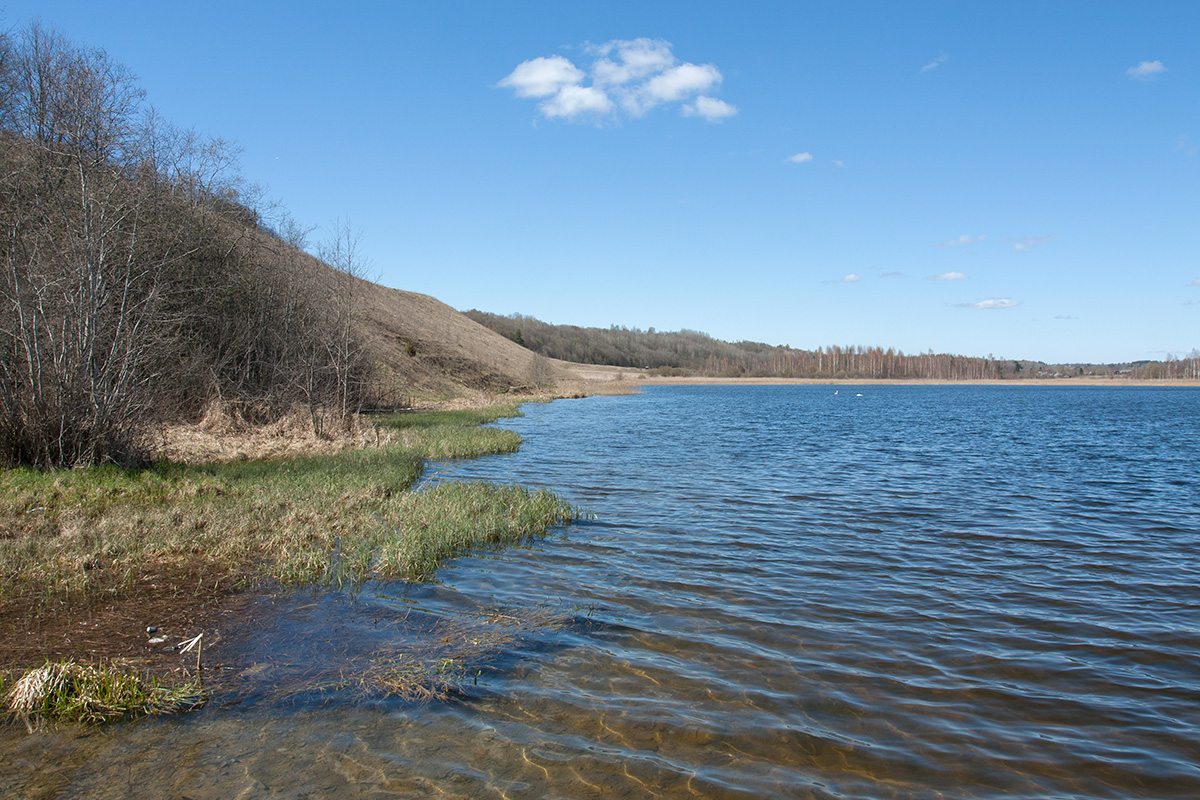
[591,39,674,86]
[499,40,734,123]
[636,62,722,112]
[921,52,949,73]
[881,271,903,277]
[1013,234,1057,252]
[1189,278,1200,287]
[541,84,613,118]
[959,298,1019,309]
[935,234,985,247]
[786,152,813,164]
[843,273,861,283]
[1177,134,1199,158]
[498,56,584,98]
[682,95,738,121]
[1127,60,1166,80]
[833,159,844,167]
[929,271,966,281]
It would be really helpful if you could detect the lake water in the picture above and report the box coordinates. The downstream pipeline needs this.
[3,385,1199,799]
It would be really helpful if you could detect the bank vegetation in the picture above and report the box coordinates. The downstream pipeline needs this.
[0,20,381,469]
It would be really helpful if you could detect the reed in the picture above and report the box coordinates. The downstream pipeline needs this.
[6,661,204,730]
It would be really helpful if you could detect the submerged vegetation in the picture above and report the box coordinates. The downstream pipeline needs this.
[274,604,576,705]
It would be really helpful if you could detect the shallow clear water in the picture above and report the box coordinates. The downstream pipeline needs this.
[4,385,1199,799]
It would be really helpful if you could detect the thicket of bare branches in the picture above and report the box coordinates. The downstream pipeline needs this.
[0,22,372,467]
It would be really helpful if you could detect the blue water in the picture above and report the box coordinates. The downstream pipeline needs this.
[3,385,1198,799]
[429,385,1200,798]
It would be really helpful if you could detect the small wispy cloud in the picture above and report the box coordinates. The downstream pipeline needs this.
[1189,278,1200,287]
[958,298,1019,310]
[1055,315,1077,320]
[921,52,949,73]
[935,234,985,247]
[682,95,738,121]
[1177,134,1199,158]
[499,39,736,123]
[929,271,966,281]
[822,273,861,285]
[1126,60,1166,80]
[1012,234,1057,252]
[786,152,813,164]
[833,159,844,167]
[881,271,903,278]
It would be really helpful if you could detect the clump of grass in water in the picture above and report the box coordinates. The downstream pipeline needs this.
[6,661,204,731]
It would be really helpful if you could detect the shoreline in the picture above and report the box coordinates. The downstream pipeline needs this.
[561,364,1200,388]
[633,376,1200,387]
[0,400,584,719]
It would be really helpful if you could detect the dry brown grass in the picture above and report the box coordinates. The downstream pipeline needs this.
[149,402,393,464]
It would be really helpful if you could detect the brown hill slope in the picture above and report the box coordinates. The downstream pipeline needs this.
[354,277,576,404]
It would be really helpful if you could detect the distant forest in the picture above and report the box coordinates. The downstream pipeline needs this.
[465,311,1200,382]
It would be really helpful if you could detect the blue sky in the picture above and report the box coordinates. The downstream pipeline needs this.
[9,1,1198,363]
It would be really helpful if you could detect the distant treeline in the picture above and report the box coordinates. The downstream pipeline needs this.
[465,311,1200,382]
[0,21,371,467]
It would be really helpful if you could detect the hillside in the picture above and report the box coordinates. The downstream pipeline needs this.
[354,276,574,404]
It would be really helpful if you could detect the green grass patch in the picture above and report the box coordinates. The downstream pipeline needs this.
[0,404,585,608]
[373,404,524,460]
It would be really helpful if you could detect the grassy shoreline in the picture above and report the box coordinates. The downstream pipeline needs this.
[1,401,586,725]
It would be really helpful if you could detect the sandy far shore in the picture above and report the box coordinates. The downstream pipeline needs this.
[627,375,1200,388]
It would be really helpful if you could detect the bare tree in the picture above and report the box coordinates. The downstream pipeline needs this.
[0,21,388,465]
[318,219,368,418]
[0,22,179,466]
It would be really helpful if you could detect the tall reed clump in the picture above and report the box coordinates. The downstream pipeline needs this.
[6,661,203,730]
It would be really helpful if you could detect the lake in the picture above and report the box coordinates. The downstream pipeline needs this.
[3,385,1198,798]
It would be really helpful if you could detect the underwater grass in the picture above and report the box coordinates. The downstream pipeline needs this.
[270,604,573,704]
[6,660,204,730]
